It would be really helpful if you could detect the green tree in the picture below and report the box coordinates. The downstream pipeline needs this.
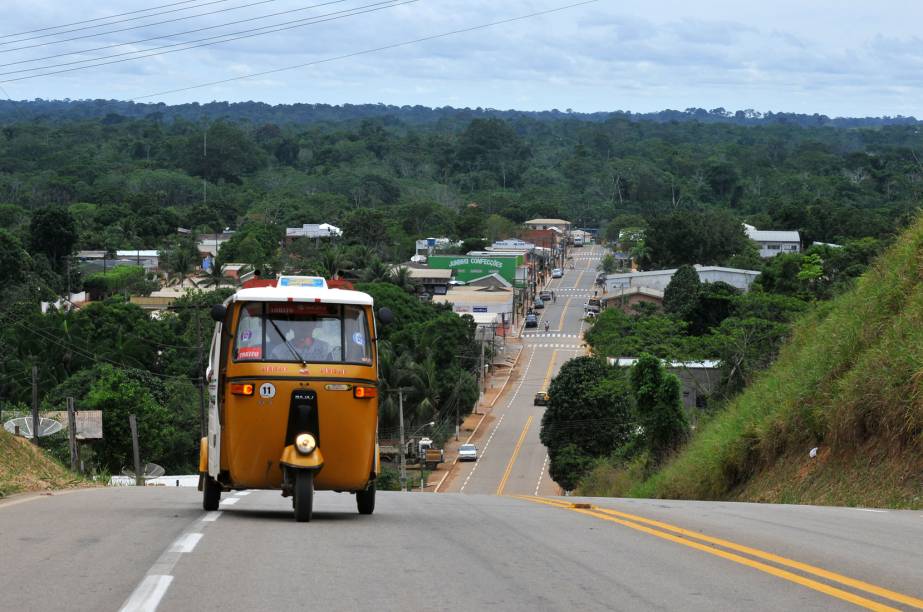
[540,356,632,462]
[548,444,594,492]
[0,228,31,284]
[162,236,199,285]
[629,354,689,461]
[183,121,267,184]
[29,206,77,271]
[663,264,701,319]
[646,210,749,268]
[81,365,177,473]
[598,253,618,274]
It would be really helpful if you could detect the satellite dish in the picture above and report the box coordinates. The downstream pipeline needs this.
[3,417,64,439]
[121,463,166,480]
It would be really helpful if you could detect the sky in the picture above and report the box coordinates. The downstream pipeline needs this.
[1,0,921,117]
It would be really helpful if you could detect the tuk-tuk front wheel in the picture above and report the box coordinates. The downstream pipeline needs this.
[202,475,221,511]
[357,482,375,515]
[294,470,314,522]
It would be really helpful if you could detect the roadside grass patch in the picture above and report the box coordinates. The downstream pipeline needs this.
[606,215,923,508]
[0,428,86,498]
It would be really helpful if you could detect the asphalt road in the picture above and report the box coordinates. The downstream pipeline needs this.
[441,244,603,496]
[2,487,922,611]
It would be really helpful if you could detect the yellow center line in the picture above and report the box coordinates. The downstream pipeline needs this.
[495,415,533,496]
[540,349,558,392]
[556,298,571,331]
[514,496,921,611]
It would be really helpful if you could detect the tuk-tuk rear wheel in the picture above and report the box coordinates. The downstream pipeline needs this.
[294,470,314,522]
[357,482,375,515]
[202,475,221,511]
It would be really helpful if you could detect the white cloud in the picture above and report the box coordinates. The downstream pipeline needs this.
[0,0,920,116]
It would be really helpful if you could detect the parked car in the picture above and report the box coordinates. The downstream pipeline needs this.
[539,290,553,301]
[533,391,550,406]
[551,268,563,278]
[458,444,478,462]
[525,313,538,328]
[533,297,544,309]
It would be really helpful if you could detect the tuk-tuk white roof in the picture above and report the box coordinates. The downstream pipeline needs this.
[232,285,374,306]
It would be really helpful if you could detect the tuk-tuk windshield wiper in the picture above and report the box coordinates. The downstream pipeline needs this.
[267,317,307,366]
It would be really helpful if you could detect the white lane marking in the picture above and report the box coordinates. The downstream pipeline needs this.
[119,575,173,612]
[459,414,505,493]
[169,532,203,554]
[535,454,549,495]
[460,347,540,493]
[220,497,239,506]
[201,511,222,522]
[856,508,888,513]
[234,490,250,496]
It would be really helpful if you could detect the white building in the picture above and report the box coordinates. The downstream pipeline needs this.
[432,286,514,333]
[605,265,760,293]
[286,223,342,240]
[744,224,801,258]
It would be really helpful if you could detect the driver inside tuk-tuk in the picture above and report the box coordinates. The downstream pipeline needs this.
[270,323,338,362]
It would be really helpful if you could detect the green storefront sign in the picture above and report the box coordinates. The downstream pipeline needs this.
[428,255,522,286]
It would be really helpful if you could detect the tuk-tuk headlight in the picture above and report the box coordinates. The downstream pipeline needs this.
[295,433,317,455]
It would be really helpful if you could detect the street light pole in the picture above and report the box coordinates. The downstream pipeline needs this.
[398,389,407,492]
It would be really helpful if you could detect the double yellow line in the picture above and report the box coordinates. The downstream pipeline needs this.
[513,495,923,611]
[495,415,532,496]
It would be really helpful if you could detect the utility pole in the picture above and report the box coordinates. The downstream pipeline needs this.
[129,414,143,487]
[195,308,206,439]
[31,365,39,447]
[398,390,407,492]
[67,397,78,472]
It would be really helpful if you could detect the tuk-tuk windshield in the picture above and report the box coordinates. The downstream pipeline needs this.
[234,302,371,364]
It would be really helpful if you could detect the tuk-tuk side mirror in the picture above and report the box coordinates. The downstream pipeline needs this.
[377,307,394,326]
[210,303,227,322]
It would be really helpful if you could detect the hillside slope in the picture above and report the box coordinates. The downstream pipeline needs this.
[630,215,923,508]
[0,429,85,498]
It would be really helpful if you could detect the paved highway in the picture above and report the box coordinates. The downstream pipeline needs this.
[2,487,922,610]
[441,244,603,496]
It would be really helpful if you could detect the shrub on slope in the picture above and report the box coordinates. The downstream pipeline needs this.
[630,216,923,505]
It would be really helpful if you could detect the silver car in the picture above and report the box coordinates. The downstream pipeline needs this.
[458,443,478,462]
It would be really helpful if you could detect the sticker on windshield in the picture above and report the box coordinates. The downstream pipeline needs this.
[237,347,262,360]
[241,330,252,341]
[352,332,365,346]
[259,383,276,399]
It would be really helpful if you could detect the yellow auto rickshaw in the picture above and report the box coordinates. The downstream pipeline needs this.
[199,276,392,522]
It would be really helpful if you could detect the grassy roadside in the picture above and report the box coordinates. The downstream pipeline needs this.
[580,214,923,509]
[0,428,88,498]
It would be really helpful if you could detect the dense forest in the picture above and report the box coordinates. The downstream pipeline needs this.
[2,100,922,475]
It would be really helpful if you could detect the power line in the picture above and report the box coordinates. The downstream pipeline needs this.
[0,0,229,40]
[131,0,600,101]
[0,0,413,83]
[0,0,281,51]
[0,0,352,71]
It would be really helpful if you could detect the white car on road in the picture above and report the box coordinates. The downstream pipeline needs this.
[458,444,478,462]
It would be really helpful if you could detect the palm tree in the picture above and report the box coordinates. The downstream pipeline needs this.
[376,342,417,430]
[319,247,351,279]
[389,266,419,293]
[629,239,650,270]
[406,355,442,424]
[361,257,392,283]
[348,245,374,271]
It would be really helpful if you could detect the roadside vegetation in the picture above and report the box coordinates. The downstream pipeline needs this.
[0,429,87,498]
[576,215,923,508]
[1,102,921,481]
